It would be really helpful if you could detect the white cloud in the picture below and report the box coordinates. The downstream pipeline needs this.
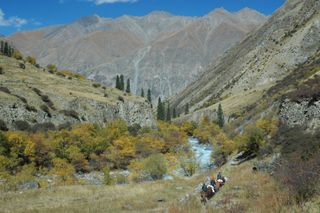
[0,9,28,28]
[88,0,138,5]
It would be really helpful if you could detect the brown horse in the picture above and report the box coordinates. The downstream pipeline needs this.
[200,185,215,204]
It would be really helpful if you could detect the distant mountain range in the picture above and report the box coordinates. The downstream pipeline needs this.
[7,8,266,100]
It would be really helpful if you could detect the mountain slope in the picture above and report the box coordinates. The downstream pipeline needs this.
[0,54,155,131]
[171,0,320,121]
[8,9,266,98]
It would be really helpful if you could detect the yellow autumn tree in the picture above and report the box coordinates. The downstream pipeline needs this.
[50,158,75,184]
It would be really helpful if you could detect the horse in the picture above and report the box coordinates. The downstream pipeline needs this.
[200,184,215,204]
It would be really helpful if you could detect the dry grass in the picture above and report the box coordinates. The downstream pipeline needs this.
[168,160,320,213]
[0,178,199,213]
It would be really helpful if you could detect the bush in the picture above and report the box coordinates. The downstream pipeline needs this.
[118,96,124,102]
[128,124,141,136]
[93,83,101,88]
[32,122,56,133]
[14,120,31,131]
[274,127,320,202]
[26,56,36,65]
[180,155,197,176]
[0,66,3,74]
[46,64,57,73]
[19,63,25,69]
[40,105,51,117]
[0,119,8,131]
[60,110,80,120]
[40,95,55,110]
[32,88,42,96]
[103,166,113,185]
[0,87,11,94]
[50,158,75,184]
[14,95,27,103]
[143,154,167,180]
[25,104,37,112]
[12,50,23,60]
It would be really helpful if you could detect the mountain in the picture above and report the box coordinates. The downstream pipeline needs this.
[7,9,266,100]
[0,53,155,131]
[171,0,320,122]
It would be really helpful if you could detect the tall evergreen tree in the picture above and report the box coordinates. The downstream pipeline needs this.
[126,78,131,93]
[185,103,189,115]
[173,107,177,119]
[166,103,171,122]
[0,41,4,54]
[217,103,225,128]
[141,88,145,97]
[120,75,125,91]
[147,89,152,108]
[115,75,120,89]
[157,97,165,120]
[4,42,9,56]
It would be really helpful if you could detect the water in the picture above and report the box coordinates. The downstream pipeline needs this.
[188,137,214,170]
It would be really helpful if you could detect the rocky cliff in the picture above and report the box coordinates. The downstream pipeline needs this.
[0,55,155,131]
[7,9,266,100]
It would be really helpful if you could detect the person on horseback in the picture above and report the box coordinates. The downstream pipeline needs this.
[217,172,223,180]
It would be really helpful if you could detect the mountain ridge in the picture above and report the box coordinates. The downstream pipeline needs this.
[8,8,266,100]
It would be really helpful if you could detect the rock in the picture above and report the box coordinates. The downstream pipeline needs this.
[230,151,256,165]
[75,172,104,185]
[17,180,40,191]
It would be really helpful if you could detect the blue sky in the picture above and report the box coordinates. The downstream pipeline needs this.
[0,0,285,35]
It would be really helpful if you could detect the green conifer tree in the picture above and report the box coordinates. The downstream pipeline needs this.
[147,89,152,108]
[157,97,165,120]
[185,103,189,115]
[120,75,124,91]
[126,78,131,93]
[4,42,9,56]
[217,103,225,128]
[0,41,4,54]
[166,103,171,122]
[173,107,177,119]
[115,75,120,89]
[141,88,145,97]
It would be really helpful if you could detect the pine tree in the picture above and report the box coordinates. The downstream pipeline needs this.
[115,75,120,89]
[166,103,171,122]
[147,89,152,108]
[185,103,189,115]
[141,88,145,97]
[173,107,176,119]
[217,103,225,128]
[0,41,4,54]
[4,42,9,56]
[120,75,124,91]
[126,78,131,93]
[157,97,165,120]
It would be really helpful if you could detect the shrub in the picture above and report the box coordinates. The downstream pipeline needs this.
[128,123,141,136]
[103,166,113,185]
[60,110,80,120]
[143,153,167,180]
[93,83,101,88]
[50,158,75,184]
[32,88,42,96]
[14,95,27,103]
[0,66,3,74]
[180,154,197,176]
[14,120,31,131]
[56,72,66,77]
[57,122,72,130]
[19,63,25,69]
[40,95,55,110]
[26,56,36,65]
[0,87,11,94]
[40,105,51,117]
[25,104,37,112]
[32,122,56,133]
[0,120,8,132]
[46,64,57,73]
[12,50,23,60]
[274,127,320,203]
[118,96,124,102]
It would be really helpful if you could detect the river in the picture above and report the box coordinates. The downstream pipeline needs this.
[188,137,214,171]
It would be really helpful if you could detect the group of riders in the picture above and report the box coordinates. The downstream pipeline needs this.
[200,172,227,203]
